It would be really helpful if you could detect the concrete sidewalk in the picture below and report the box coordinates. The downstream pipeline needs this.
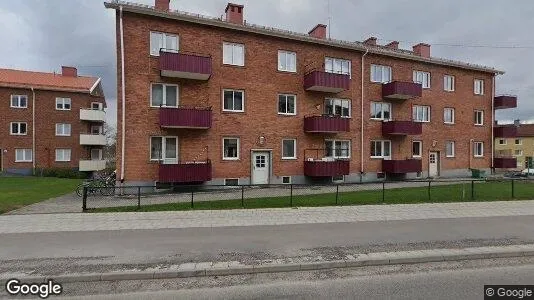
[0,200,533,234]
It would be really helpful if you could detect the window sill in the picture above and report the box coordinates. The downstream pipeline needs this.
[222,64,246,69]
[223,158,240,162]
[277,70,298,75]
[222,110,245,114]
[412,156,422,159]
[15,161,32,163]
[10,134,28,136]
[444,122,455,125]
[474,124,485,127]
[282,158,297,161]
[278,113,297,117]
[10,107,28,109]
[445,156,456,159]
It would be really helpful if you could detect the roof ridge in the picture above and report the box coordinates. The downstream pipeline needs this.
[0,68,99,80]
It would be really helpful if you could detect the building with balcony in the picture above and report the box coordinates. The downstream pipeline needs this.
[105,0,515,186]
[495,121,534,170]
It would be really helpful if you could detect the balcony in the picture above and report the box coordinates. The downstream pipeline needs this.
[80,134,106,146]
[382,81,422,100]
[79,160,106,172]
[80,109,105,123]
[493,157,517,169]
[304,159,350,177]
[494,95,517,110]
[382,120,422,136]
[159,161,212,183]
[159,50,212,80]
[304,115,350,133]
[304,71,350,93]
[494,126,518,138]
[159,106,212,129]
[382,159,422,174]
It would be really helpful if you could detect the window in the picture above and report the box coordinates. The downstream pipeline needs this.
[515,139,522,145]
[55,123,71,136]
[225,178,239,186]
[370,64,392,83]
[444,75,455,92]
[223,137,240,160]
[15,149,32,162]
[474,142,484,157]
[150,31,178,56]
[91,125,103,135]
[370,102,391,120]
[282,139,297,159]
[55,149,72,162]
[444,108,455,124]
[11,95,28,108]
[325,140,350,159]
[278,94,296,115]
[412,141,422,158]
[56,98,71,110]
[332,175,345,183]
[324,98,351,118]
[223,89,244,112]
[499,139,507,145]
[371,140,391,159]
[91,149,103,160]
[91,102,103,110]
[150,137,178,162]
[515,150,523,156]
[474,79,484,95]
[10,122,27,135]
[446,141,455,158]
[412,105,431,122]
[474,110,484,125]
[151,83,178,107]
[223,42,245,66]
[278,50,296,72]
[325,57,351,77]
[413,71,431,88]
[282,176,291,184]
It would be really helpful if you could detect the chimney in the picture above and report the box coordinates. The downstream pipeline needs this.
[155,0,170,11]
[308,24,327,39]
[363,37,377,46]
[413,43,431,58]
[514,119,521,126]
[385,41,399,50]
[225,3,244,25]
[61,66,77,77]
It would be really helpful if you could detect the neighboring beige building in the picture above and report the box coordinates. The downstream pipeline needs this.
[495,121,534,169]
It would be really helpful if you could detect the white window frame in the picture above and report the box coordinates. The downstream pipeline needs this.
[370,64,392,83]
[498,139,507,145]
[474,110,484,126]
[225,178,239,186]
[444,107,455,124]
[91,148,103,160]
[325,57,351,77]
[223,42,245,66]
[55,149,72,162]
[150,83,179,108]
[515,150,523,157]
[10,122,27,135]
[222,89,245,112]
[324,98,351,118]
[278,50,297,73]
[150,136,179,162]
[278,94,296,116]
[412,105,431,123]
[370,140,392,159]
[515,139,522,145]
[56,98,72,111]
[223,137,240,161]
[325,140,351,159]
[412,141,422,158]
[370,102,392,120]
[282,139,297,160]
[474,142,484,157]
[446,141,455,158]
[91,102,104,110]
[474,79,484,95]
[55,123,72,137]
[281,176,291,184]
[15,149,32,163]
[149,31,179,56]
[10,95,28,108]
[444,75,455,92]
[413,71,431,89]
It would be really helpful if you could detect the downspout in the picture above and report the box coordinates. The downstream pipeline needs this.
[491,74,496,173]
[31,87,36,174]
[119,5,126,183]
[360,48,369,182]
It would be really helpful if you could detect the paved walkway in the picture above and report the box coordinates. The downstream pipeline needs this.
[6,193,81,215]
[1,200,533,234]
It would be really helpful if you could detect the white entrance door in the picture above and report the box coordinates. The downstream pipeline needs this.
[429,152,439,177]
[252,152,269,185]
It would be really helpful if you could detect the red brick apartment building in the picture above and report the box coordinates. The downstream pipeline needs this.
[105,0,517,186]
[0,67,107,175]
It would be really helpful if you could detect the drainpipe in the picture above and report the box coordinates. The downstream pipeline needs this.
[360,48,369,182]
[469,138,474,170]
[119,5,126,183]
[491,75,496,173]
[31,87,36,174]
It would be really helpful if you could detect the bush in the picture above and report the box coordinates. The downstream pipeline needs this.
[34,168,88,179]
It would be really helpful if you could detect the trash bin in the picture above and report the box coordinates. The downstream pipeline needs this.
[470,169,486,178]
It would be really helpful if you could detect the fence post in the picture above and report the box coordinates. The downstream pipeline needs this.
[471,180,475,201]
[137,187,141,209]
[241,185,245,208]
[382,181,385,203]
[82,186,88,212]
[512,179,515,199]
[191,186,194,209]
[290,184,293,207]
[335,184,339,205]
[428,180,431,201]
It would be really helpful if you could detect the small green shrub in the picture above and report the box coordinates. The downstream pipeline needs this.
[34,168,88,179]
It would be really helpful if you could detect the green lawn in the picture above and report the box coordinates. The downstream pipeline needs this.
[92,181,534,213]
[0,177,81,214]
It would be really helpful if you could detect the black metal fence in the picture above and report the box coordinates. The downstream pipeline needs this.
[82,178,534,212]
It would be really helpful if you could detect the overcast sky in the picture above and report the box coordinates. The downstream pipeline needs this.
[1,0,533,127]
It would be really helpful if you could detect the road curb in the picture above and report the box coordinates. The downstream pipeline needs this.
[3,244,534,284]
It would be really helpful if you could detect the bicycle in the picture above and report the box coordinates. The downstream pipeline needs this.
[76,170,116,197]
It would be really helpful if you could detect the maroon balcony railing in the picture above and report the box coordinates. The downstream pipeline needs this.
[382,81,422,100]
[159,50,212,80]
[159,161,212,183]
[382,159,422,174]
[493,157,517,169]
[159,106,212,129]
[494,95,517,110]
[382,121,422,136]
[304,71,350,93]
[494,126,518,138]
[304,115,350,133]
[304,160,350,177]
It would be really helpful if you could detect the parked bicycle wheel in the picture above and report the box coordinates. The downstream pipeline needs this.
[76,184,85,197]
